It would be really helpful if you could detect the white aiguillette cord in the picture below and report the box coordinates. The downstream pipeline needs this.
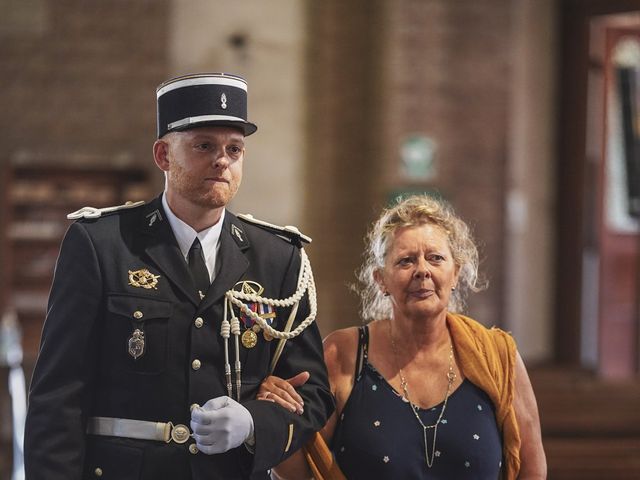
[220,248,317,400]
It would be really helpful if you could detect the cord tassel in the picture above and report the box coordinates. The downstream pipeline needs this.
[219,248,318,389]
[230,316,242,401]
[221,300,232,398]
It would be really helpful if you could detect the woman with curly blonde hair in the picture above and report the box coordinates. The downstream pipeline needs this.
[260,194,546,479]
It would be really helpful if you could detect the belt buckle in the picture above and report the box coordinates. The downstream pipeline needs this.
[167,422,190,444]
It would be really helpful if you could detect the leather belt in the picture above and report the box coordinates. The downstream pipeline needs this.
[87,416,192,444]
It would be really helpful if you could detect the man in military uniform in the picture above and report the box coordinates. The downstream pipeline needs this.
[24,73,334,479]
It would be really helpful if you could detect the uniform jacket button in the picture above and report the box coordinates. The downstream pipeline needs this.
[194,317,204,328]
[192,359,201,370]
[94,467,103,477]
[189,443,199,454]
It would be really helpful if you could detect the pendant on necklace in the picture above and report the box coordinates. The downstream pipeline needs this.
[390,322,456,469]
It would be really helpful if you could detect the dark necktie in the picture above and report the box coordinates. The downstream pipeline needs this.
[188,238,210,299]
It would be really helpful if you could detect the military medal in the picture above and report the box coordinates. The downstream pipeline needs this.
[128,329,145,359]
[241,329,258,349]
[233,281,276,327]
[128,269,161,290]
[232,281,277,349]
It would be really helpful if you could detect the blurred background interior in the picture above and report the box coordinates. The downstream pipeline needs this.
[1,0,640,478]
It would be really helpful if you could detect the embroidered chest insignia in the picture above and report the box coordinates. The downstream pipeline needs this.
[128,269,161,290]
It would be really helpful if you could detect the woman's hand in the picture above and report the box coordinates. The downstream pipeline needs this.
[257,371,310,415]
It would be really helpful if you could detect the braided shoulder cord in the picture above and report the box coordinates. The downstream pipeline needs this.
[224,248,317,339]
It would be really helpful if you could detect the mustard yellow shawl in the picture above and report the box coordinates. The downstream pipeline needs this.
[447,312,520,480]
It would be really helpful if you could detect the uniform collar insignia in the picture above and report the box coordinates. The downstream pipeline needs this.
[146,209,164,227]
[230,223,248,248]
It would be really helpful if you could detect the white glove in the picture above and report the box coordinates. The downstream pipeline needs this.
[190,396,255,455]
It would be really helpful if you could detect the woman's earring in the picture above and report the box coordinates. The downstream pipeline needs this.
[451,286,456,291]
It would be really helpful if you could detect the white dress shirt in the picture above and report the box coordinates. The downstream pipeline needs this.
[162,193,224,282]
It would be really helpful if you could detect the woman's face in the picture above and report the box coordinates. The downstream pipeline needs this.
[376,223,460,321]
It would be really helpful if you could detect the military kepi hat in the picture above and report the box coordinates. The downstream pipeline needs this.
[156,73,258,138]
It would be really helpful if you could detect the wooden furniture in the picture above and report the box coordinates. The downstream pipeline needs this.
[4,158,151,361]
[0,155,152,477]
[532,368,640,479]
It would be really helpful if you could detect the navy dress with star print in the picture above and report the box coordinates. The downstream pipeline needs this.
[331,325,503,479]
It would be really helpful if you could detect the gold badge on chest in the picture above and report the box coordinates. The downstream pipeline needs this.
[128,269,161,290]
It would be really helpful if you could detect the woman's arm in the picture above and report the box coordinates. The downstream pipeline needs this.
[513,351,547,479]
[261,327,360,480]
[269,414,339,480]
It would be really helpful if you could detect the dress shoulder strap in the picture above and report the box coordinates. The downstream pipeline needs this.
[354,325,370,379]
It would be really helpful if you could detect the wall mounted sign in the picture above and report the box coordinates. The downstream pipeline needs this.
[399,134,437,181]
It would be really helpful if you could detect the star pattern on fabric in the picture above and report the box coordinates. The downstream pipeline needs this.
[338,366,503,478]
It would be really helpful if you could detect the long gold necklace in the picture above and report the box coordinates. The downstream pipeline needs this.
[389,322,456,468]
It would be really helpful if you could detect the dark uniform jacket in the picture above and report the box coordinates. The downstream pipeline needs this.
[24,195,334,480]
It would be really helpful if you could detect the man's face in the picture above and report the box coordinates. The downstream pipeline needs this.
[157,126,245,210]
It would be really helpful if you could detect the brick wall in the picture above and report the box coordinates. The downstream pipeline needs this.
[0,0,168,178]
[0,0,516,337]
[306,0,512,334]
